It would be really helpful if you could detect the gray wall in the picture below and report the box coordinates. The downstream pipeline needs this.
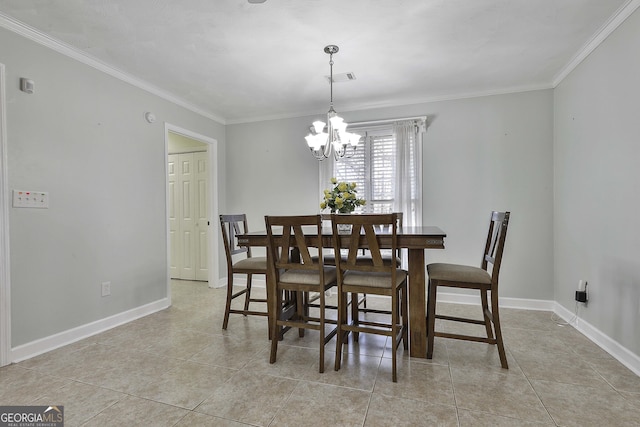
[1,27,225,347]
[227,89,555,301]
[554,8,640,355]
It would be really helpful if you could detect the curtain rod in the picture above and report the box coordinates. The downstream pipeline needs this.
[351,116,427,127]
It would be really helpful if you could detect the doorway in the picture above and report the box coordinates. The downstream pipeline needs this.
[164,124,219,300]
[168,139,208,281]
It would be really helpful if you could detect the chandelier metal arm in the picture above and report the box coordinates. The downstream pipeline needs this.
[305,45,360,161]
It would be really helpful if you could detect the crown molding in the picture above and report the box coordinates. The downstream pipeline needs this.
[0,12,226,125]
[226,83,553,125]
[553,0,640,87]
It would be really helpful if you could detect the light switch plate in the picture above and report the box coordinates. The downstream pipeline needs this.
[13,190,49,208]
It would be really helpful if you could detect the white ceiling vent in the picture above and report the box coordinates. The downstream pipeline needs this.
[325,72,356,83]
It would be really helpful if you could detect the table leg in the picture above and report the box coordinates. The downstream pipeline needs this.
[408,248,427,358]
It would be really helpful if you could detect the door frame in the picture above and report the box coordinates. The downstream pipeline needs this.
[0,63,11,366]
[164,123,219,301]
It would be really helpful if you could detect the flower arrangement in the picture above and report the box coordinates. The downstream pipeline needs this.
[320,177,366,213]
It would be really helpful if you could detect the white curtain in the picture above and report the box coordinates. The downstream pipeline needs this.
[393,119,424,227]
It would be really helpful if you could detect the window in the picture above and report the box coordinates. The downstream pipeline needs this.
[333,127,396,213]
[321,118,424,226]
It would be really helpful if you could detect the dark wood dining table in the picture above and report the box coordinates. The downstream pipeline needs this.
[237,226,446,358]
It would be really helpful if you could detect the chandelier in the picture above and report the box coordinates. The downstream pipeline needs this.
[305,45,361,161]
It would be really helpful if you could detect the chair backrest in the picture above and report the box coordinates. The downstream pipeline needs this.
[482,211,511,285]
[265,214,326,279]
[331,213,399,275]
[220,214,251,266]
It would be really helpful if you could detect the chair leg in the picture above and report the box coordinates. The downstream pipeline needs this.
[391,289,398,383]
[335,289,348,372]
[480,289,494,340]
[243,273,253,313]
[319,290,325,373]
[270,285,283,364]
[296,291,305,338]
[491,290,509,369]
[222,272,234,330]
[351,292,360,342]
[426,279,437,359]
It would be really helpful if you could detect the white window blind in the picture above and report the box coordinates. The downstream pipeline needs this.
[333,127,397,214]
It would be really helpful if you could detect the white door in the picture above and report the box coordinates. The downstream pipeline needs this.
[168,152,208,280]
[168,155,179,278]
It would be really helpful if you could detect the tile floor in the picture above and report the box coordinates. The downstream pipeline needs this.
[2,280,640,426]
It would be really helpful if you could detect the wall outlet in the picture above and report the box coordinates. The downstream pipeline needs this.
[101,281,111,297]
[575,280,588,303]
[575,290,588,303]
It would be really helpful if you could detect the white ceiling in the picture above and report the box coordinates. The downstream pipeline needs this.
[0,0,634,123]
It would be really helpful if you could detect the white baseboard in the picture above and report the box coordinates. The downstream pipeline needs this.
[10,298,170,363]
[440,292,640,376]
[554,302,640,376]
[437,291,556,311]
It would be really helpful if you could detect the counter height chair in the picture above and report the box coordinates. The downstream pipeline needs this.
[265,214,338,373]
[318,213,403,316]
[426,211,511,369]
[332,213,408,382]
[220,214,268,330]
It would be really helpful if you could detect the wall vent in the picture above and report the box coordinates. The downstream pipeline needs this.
[325,72,356,83]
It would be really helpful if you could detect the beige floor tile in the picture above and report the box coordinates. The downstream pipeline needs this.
[0,365,71,404]
[499,308,559,332]
[247,344,330,380]
[269,381,370,427]
[620,390,640,409]
[502,327,575,356]
[74,349,182,394]
[174,411,253,426]
[31,381,125,427]
[141,328,218,359]
[314,350,381,391]
[195,370,298,426]
[532,379,640,427]
[365,393,458,426]
[451,366,553,423]
[80,394,190,427]
[552,324,616,361]
[340,331,388,359]
[511,348,611,388]
[133,360,236,410]
[589,358,640,393]
[188,334,269,369]
[4,280,639,427]
[404,336,450,366]
[445,339,519,372]
[373,358,455,406]
[457,409,556,426]
[220,314,271,341]
[17,340,96,370]
[17,343,125,380]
